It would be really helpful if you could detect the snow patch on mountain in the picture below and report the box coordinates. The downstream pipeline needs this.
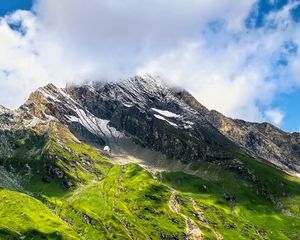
[67,109,124,140]
[66,115,79,122]
[123,103,133,108]
[151,108,181,118]
[39,89,61,103]
[154,114,178,127]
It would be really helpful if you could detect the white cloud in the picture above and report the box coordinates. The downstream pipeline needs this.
[137,40,274,121]
[0,0,255,109]
[0,10,98,108]
[33,0,254,78]
[0,0,298,130]
[0,0,253,108]
[265,109,284,126]
[139,2,300,122]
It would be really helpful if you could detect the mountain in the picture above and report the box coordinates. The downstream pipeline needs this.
[0,75,300,239]
[23,75,300,176]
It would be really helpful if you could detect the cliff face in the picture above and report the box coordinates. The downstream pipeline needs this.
[16,75,300,176]
[207,110,300,175]
[1,75,300,239]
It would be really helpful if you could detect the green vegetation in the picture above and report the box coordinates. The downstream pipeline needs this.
[0,125,299,239]
[160,153,300,239]
[55,164,185,239]
[0,189,80,240]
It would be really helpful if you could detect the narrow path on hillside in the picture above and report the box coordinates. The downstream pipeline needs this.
[113,165,124,212]
[156,170,223,240]
[189,198,223,240]
[112,165,135,239]
[168,190,203,240]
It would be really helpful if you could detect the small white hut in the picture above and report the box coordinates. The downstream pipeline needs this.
[103,145,111,154]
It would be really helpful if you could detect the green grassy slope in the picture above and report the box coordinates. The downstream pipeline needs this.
[160,154,300,240]
[0,122,300,239]
[55,164,186,240]
[0,189,80,240]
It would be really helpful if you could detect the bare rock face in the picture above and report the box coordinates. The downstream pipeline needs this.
[0,105,9,114]
[206,110,300,175]
[20,76,233,166]
[12,75,300,176]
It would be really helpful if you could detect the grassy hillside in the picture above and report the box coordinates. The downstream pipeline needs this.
[0,122,300,239]
[54,164,186,240]
[160,154,300,240]
[0,189,80,240]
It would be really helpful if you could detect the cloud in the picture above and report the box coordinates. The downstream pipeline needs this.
[139,2,300,123]
[0,0,255,109]
[138,40,274,122]
[0,10,46,109]
[0,0,298,129]
[265,109,284,126]
[0,9,98,108]
[33,0,254,78]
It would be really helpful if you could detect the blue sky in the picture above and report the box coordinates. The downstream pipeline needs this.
[273,91,300,131]
[258,0,300,132]
[0,0,33,16]
[0,0,300,132]
[244,0,300,132]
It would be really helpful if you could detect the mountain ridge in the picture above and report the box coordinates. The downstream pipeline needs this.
[18,75,300,177]
[0,75,300,239]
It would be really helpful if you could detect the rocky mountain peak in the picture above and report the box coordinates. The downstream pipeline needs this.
[0,105,10,114]
[1,75,300,240]
[170,88,210,115]
[10,75,300,176]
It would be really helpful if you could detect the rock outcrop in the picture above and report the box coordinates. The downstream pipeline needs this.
[3,74,299,176]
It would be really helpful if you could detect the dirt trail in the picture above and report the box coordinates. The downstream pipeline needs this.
[113,165,124,212]
[190,198,223,240]
[168,191,203,240]
[112,165,135,239]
